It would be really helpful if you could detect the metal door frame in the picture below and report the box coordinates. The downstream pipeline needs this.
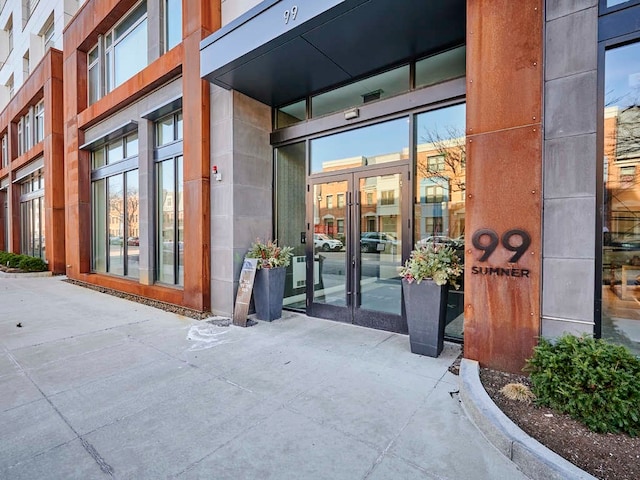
[306,163,411,333]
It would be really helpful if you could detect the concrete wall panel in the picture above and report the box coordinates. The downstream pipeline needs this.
[544,134,596,198]
[543,197,595,259]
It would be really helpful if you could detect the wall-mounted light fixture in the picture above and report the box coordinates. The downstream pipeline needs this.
[344,108,359,120]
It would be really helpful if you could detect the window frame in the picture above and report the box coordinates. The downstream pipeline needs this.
[42,17,54,51]
[90,132,140,277]
[163,0,182,52]
[1,133,8,168]
[87,0,148,105]
[34,100,44,144]
[154,109,184,286]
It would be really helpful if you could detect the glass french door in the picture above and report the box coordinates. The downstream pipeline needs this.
[307,166,409,333]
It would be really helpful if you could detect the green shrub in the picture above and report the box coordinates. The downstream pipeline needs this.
[6,254,25,268]
[525,334,640,436]
[18,255,47,272]
[0,251,47,272]
[0,250,10,265]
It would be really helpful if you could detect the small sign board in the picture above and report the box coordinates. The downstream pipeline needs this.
[233,258,258,327]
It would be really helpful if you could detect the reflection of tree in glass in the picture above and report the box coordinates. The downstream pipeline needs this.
[108,185,139,238]
[417,125,466,194]
[126,186,139,237]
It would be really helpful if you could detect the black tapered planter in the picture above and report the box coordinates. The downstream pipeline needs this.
[402,278,448,357]
[253,267,286,321]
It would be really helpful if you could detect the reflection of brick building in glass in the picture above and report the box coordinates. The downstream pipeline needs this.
[415,136,466,243]
[604,106,640,247]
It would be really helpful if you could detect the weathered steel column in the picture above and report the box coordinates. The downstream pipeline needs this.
[464,0,543,373]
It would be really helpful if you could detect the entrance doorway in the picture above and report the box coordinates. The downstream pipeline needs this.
[308,165,409,333]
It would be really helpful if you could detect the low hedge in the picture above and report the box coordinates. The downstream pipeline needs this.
[0,251,48,272]
[525,334,640,437]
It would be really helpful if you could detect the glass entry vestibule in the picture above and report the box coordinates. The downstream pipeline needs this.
[309,166,409,332]
[274,94,466,338]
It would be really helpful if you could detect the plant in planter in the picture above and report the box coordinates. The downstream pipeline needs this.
[399,242,463,357]
[246,239,294,321]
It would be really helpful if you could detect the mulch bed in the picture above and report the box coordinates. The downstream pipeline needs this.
[478,367,640,480]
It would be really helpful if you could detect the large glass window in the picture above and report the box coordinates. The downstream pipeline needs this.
[156,111,183,146]
[2,189,8,252]
[274,46,465,129]
[42,17,54,51]
[34,100,44,143]
[415,103,466,340]
[310,117,409,174]
[5,16,13,54]
[602,41,640,355]
[88,46,100,105]
[157,156,183,285]
[154,110,184,285]
[91,134,139,278]
[165,0,182,51]
[17,119,24,156]
[416,46,466,89]
[311,65,410,118]
[1,133,8,168]
[20,169,45,259]
[87,1,148,105]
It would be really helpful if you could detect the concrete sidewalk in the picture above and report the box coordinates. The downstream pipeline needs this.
[0,276,528,480]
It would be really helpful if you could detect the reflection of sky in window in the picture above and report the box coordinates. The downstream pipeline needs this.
[606,42,640,108]
[417,103,466,144]
[311,117,409,168]
[607,0,631,7]
[310,103,466,171]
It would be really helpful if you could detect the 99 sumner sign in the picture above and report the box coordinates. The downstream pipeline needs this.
[470,228,531,278]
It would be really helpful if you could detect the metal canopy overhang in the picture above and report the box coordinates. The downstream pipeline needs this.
[200,0,466,107]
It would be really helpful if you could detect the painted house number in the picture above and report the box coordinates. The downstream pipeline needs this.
[284,6,298,24]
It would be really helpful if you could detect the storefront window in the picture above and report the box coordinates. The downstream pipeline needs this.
[602,41,640,355]
[415,103,466,340]
[157,156,183,285]
[20,170,45,259]
[91,133,139,278]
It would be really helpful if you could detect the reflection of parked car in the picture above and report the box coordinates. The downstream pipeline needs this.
[415,235,464,249]
[360,232,398,253]
[127,236,139,246]
[109,236,123,245]
[314,233,343,252]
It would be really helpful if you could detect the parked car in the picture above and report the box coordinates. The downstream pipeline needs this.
[360,232,398,253]
[127,236,139,246]
[314,233,343,252]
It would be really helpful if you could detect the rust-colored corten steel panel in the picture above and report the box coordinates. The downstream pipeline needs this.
[44,50,66,274]
[181,30,212,311]
[63,0,220,310]
[464,126,541,372]
[64,0,139,53]
[77,47,183,129]
[464,0,543,373]
[466,0,543,136]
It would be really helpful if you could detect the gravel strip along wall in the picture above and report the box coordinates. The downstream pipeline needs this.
[63,279,212,320]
